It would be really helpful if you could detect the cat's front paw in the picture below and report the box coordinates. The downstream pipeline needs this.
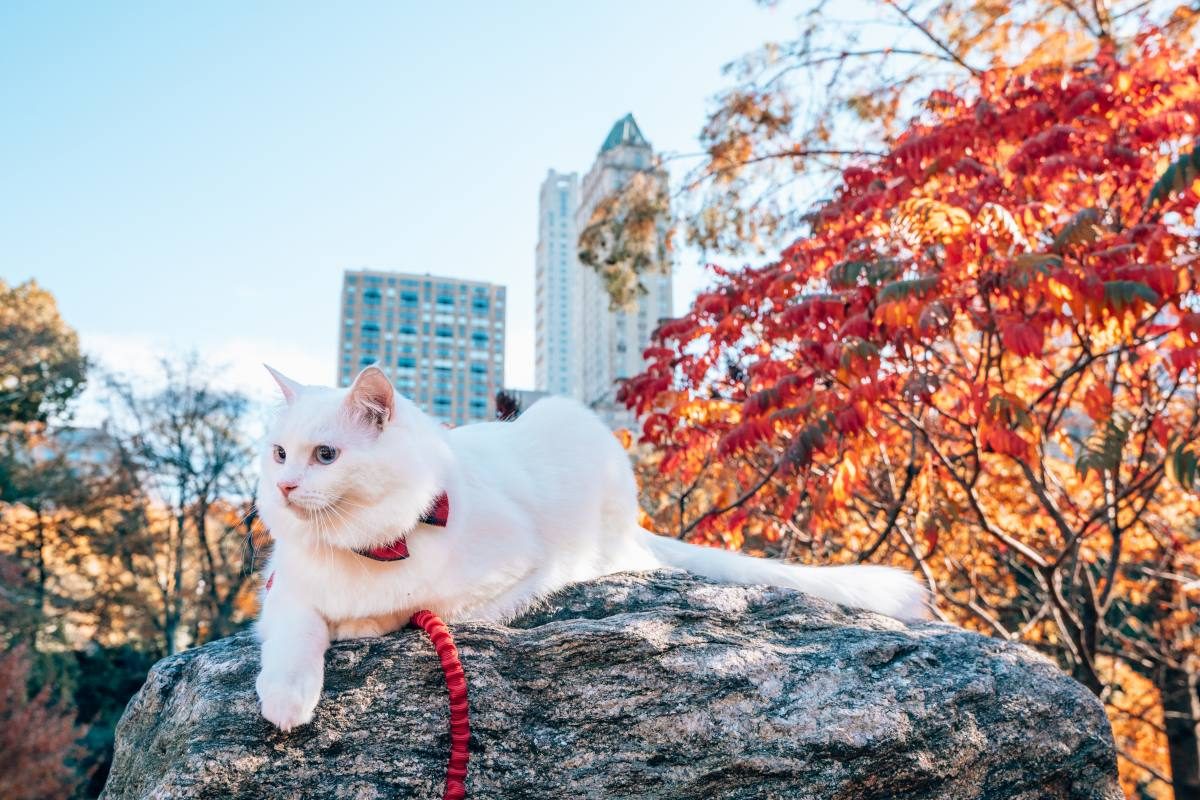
[256,669,322,732]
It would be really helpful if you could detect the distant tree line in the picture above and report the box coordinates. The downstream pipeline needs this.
[0,278,265,797]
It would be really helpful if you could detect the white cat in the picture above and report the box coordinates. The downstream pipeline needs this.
[254,365,927,731]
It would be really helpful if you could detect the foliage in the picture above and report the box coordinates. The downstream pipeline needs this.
[69,646,155,797]
[0,279,87,425]
[578,169,673,309]
[586,0,1200,302]
[0,645,85,800]
[624,30,1200,797]
[495,390,521,421]
[0,552,42,650]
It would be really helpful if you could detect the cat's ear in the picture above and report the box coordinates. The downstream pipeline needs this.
[346,365,395,429]
[264,364,303,405]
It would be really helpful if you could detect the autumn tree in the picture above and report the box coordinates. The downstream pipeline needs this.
[622,30,1200,799]
[0,645,84,799]
[0,288,267,789]
[0,279,86,426]
[0,285,167,654]
[586,0,1200,305]
[104,355,260,653]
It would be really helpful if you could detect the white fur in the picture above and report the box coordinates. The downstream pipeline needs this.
[254,366,928,730]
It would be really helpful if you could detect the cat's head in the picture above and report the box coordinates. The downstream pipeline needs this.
[256,365,448,552]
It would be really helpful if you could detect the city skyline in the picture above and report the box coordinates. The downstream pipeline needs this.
[0,3,788,415]
[339,110,667,428]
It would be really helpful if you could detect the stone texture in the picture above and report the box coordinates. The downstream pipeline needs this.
[102,570,1122,799]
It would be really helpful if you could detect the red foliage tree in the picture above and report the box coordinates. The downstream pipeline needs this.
[624,32,1200,796]
[0,645,84,799]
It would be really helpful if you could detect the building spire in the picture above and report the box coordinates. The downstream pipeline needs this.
[599,113,649,153]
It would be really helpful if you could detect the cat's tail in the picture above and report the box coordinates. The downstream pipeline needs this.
[639,529,929,622]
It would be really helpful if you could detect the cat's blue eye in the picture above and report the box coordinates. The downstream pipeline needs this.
[314,445,339,465]
[272,445,286,464]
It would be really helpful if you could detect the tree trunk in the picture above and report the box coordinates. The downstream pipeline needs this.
[194,500,225,639]
[167,479,188,656]
[33,504,46,649]
[1160,662,1200,800]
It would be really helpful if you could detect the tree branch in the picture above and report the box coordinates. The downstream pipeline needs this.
[884,0,983,77]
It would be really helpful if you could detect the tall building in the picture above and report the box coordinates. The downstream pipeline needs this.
[575,113,672,429]
[337,269,506,426]
[534,170,580,397]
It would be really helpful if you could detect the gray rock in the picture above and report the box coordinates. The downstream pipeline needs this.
[102,570,1121,799]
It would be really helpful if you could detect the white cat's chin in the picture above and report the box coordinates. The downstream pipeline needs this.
[284,499,330,517]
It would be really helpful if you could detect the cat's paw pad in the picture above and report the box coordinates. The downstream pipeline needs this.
[256,671,321,732]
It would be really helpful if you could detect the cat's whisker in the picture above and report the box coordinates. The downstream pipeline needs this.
[233,503,259,531]
[322,503,375,584]
[329,496,371,510]
[318,510,339,578]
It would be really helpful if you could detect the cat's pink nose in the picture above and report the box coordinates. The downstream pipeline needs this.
[277,480,298,499]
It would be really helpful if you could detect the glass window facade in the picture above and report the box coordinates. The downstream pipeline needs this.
[338,269,505,425]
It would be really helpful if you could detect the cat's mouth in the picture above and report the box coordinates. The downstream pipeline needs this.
[285,498,323,515]
[284,495,339,520]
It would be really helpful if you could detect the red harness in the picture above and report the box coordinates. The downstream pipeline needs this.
[356,492,450,561]
[263,491,470,799]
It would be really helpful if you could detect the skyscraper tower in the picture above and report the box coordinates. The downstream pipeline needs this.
[576,114,672,429]
[534,170,580,397]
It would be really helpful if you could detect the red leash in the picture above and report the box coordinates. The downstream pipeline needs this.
[410,610,470,800]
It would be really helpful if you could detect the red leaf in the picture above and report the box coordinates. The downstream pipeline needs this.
[1000,321,1044,358]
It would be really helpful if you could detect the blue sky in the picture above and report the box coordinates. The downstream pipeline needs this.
[0,2,790,404]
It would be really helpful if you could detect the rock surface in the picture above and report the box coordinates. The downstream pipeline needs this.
[103,570,1121,799]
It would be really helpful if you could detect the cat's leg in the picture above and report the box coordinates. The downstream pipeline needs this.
[328,611,408,641]
[255,592,330,732]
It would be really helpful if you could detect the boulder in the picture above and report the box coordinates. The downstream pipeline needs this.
[102,570,1122,799]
